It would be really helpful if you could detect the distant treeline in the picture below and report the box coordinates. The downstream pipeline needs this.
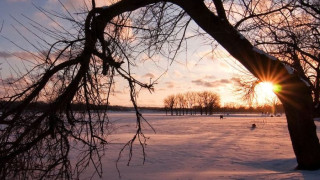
[0,100,283,114]
[0,101,164,112]
[163,91,220,116]
[220,104,284,114]
[163,91,284,116]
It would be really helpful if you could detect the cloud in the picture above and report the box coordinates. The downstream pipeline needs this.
[33,11,50,22]
[204,75,216,79]
[142,73,155,79]
[230,77,241,82]
[0,51,38,61]
[113,90,124,94]
[191,79,216,87]
[219,79,231,83]
[6,0,28,2]
[158,88,166,91]
[172,70,183,78]
[60,0,108,9]
[191,78,233,88]
[0,51,11,58]
[165,81,175,88]
[219,62,230,69]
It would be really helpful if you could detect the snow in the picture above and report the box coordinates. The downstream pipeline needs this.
[314,118,320,122]
[78,113,320,180]
[252,47,265,55]
[252,47,277,61]
[238,32,245,39]
[284,64,294,74]
[300,77,311,87]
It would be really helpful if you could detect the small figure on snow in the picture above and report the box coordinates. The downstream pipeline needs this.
[220,115,224,119]
[251,123,256,129]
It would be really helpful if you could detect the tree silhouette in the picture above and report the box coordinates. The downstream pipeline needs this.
[163,95,176,116]
[163,91,220,116]
[1,0,320,178]
[247,0,320,116]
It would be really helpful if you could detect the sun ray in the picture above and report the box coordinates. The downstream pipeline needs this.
[254,81,277,106]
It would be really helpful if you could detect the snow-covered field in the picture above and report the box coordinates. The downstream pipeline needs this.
[82,113,320,180]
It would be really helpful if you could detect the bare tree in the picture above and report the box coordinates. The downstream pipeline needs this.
[164,91,220,116]
[1,0,320,178]
[185,92,196,115]
[196,92,205,115]
[207,92,220,115]
[244,0,320,116]
[176,93,187,115]
[199,91,220,115]
[0,1,160,178]
[163,95,176,116]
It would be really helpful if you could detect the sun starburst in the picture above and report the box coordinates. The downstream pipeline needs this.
[254,82,278,105]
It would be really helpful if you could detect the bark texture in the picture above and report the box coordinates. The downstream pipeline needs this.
[99,0,320,169]
[172,0,320,169]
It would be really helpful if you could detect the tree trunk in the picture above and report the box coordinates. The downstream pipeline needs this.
[314,69,320,117]
[101,0,320,169]
[175,0,320,169]
[279,77,320,169]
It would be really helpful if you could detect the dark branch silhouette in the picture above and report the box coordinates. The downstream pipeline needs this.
[1,0,320,179]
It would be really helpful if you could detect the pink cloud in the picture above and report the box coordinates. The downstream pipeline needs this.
[191,78,234,87]
[204,75,216,79]
[165,81,175,88]
[0,51,39,61]
[143,73,155,79]
[0,51,11,58]
[6,0,28,2]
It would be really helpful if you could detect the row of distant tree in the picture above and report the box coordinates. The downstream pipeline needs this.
[0,99,282,115]
[163,91,220,116]
[222,103,284,115]
[163,91,285,116]
[0,101,164,112]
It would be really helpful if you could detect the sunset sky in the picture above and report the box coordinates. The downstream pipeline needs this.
[0,0,276,107]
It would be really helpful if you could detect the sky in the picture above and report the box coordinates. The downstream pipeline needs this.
[0,0,271,107]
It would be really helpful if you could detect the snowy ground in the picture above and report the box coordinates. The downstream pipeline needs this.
[80,113,320,180]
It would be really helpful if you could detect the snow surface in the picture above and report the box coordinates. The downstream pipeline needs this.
[252,47,277,61]
[284,64,294,75]
[79,113,320,180]
[238,32,245,39]
[300,77,311,87]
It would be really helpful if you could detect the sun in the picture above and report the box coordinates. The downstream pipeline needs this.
[256,82,274,96]
[254,82,277,105]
